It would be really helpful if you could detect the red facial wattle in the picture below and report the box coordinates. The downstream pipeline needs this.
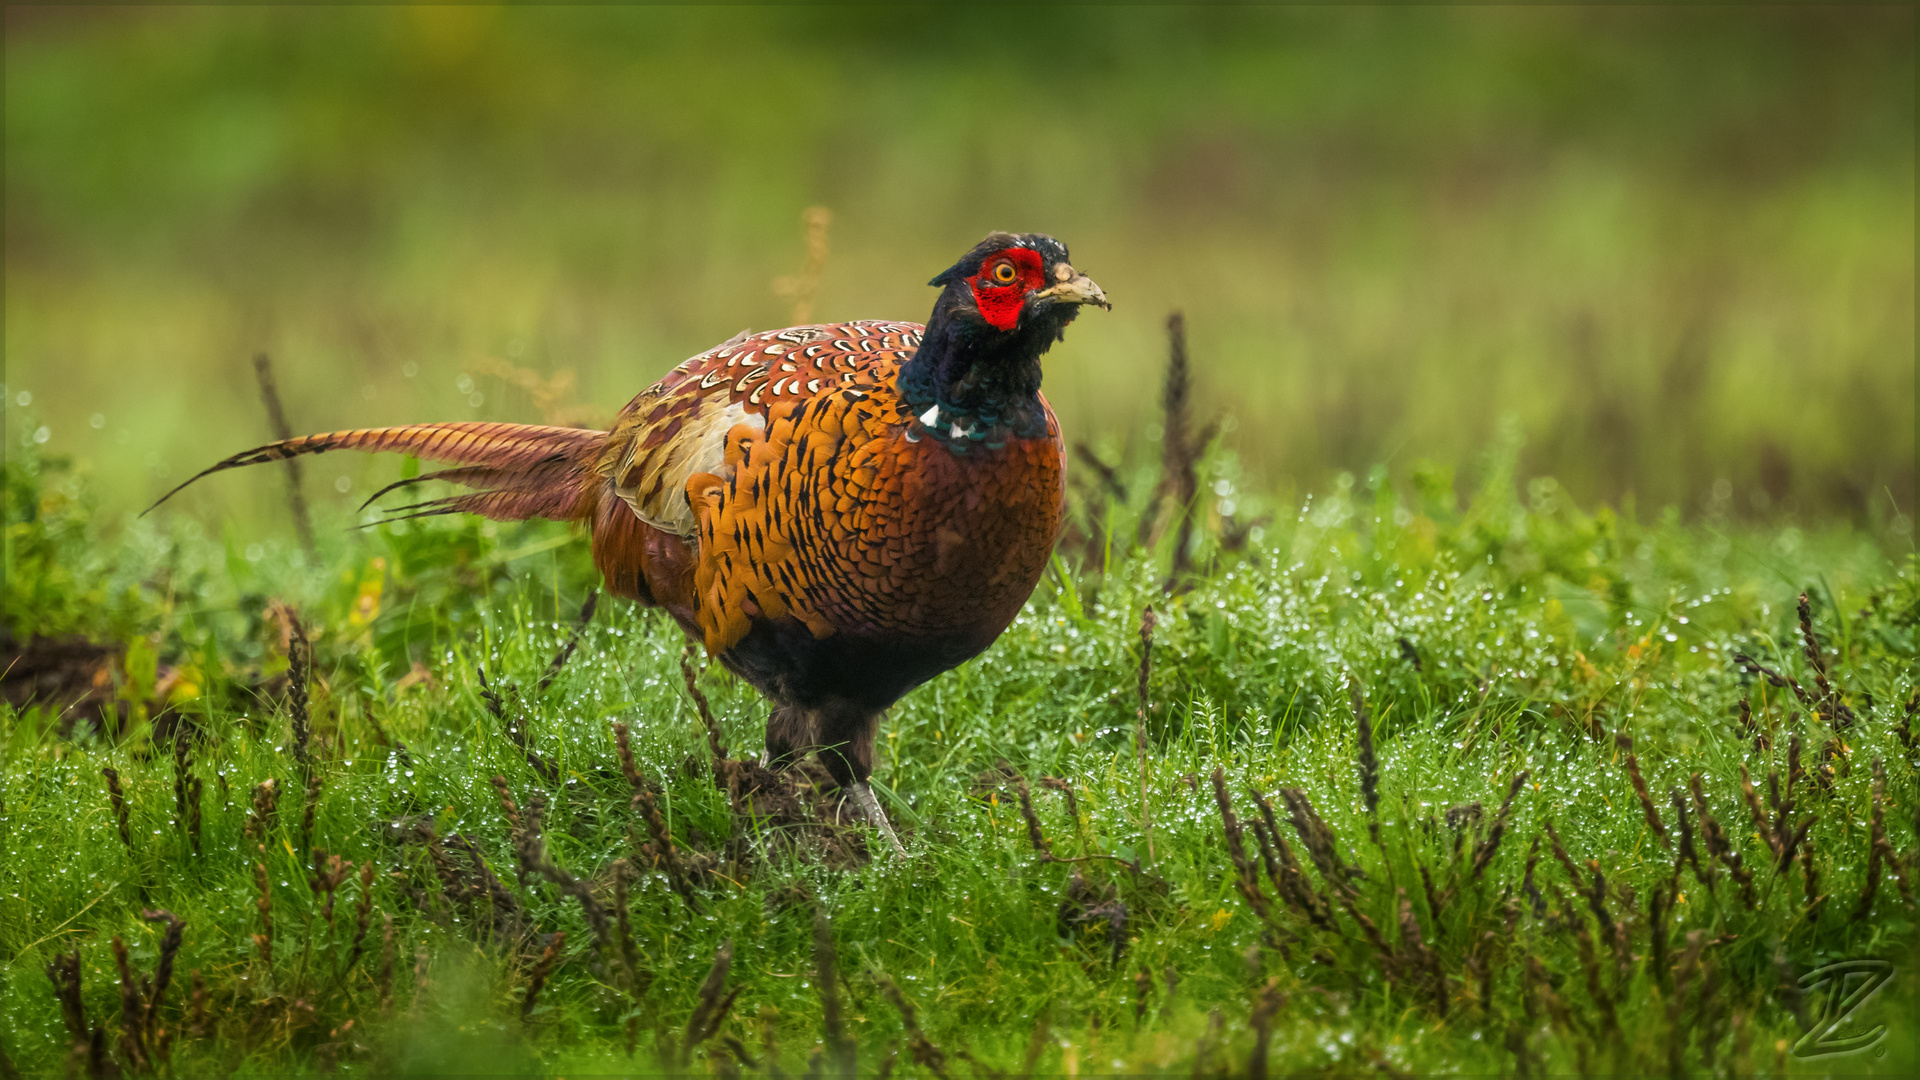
[966,247,1046,331]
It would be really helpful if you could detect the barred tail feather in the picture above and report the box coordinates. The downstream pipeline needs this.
[357,461,586,511]
[146,421,609,523]
[369,485,595,525]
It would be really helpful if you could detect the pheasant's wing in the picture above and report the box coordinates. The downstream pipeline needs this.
[594,321,923,537]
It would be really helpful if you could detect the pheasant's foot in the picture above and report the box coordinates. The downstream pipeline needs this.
[850,781,908,858]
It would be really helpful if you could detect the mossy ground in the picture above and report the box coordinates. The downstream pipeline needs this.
[2,429,1915,1078]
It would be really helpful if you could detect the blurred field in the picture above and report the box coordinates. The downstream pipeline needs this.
[4,6,1914,529]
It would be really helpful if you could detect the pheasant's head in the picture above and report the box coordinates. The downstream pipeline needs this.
[928,232,1109,342]
[905,232,1106,435]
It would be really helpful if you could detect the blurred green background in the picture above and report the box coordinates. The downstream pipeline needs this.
[4,5,1913,530]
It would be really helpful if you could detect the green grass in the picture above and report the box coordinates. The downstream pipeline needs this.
[2,424,1915,1077]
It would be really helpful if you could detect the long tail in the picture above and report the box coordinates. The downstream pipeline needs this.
[145,421,609,523]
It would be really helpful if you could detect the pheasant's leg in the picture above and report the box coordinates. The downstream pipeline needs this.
[817,704,907,857]
[851,781,907,858]
[765,704,810,770]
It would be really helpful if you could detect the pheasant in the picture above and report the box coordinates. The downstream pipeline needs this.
[154,232,1108,854]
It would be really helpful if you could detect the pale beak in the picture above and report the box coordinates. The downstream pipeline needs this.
[1032,269,1110,310]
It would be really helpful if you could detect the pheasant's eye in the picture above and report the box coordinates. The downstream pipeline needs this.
[991,262,1018,284]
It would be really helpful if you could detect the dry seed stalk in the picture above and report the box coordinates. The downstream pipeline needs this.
[635,787,701,912]
[1073,440,1129,501]
[1738,692,1768,753]
[1732,651,1813,710]
[814,908,855,1079]
[286,606,311,765]
[377,914,396,1014]
[1669,930,1707,1072]
[343,862,376,974]
[1014,777,1053,858]
[1770,774,1816,876]
[1583,861,1631,983]
[1542,820,1582,887]
[1523,955,1578,1044]
[1332,884,1395,970]
[1277,786,1361,896]
[1019,1006,1052,1079]
[1247,787,1336,930]
[247,778,279,846]
[1689,774,1756,908]
[490,773,523,836]
[1855,759,1902,917]
[252,354,315,550]
[1248,976,1285,1080]
[775,205,833,324]
[1614,732,1669,848]
[1668,785,1712,893]
[477,666,560,784]
[253,859,274,966]
[680,646,728,763]
[513,791,614,962]
[110,936,151,1072]
[102,767,134,851]
[1570,915,1620,1036]
[1243,815,1298,929]
[1798,592,1855,728]
[683,939,740,1064]
[46,949,90,1059]
[1397,888,1448,1016]
[611,861,644,992]
[1802,834,1823,914]
[1788,733,1804,796]
[1739,765,1776,862]
[308,848,351,929]
[1445,802,1483,853]
[1468,930,1497,1014]
[1419,862,1446,924]
[1506,1022,1536,1080]
[1153,312,1217,590]
[1039,776,1081,833]
[611,720,646,796]
[1744,765,1815,878]
[872,969,950,1080]
[1245,810,1285,887]
[522,931,566,1020]
[1647,882,1671,990]
[1189,1007,1225,1080]
[1897,689,1919,756]
[1136,605,1156,864]
[1352,681,1381,845]
[1469,772,1529,881]
[172,726,192,831]
[1872,759,1912,905]
[537,589,598,693]
[1520,836,1547,918]
[299,770,322,856]
[186,776,202,855]
[1211,770,1277,929]
[139,908,184,1053]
